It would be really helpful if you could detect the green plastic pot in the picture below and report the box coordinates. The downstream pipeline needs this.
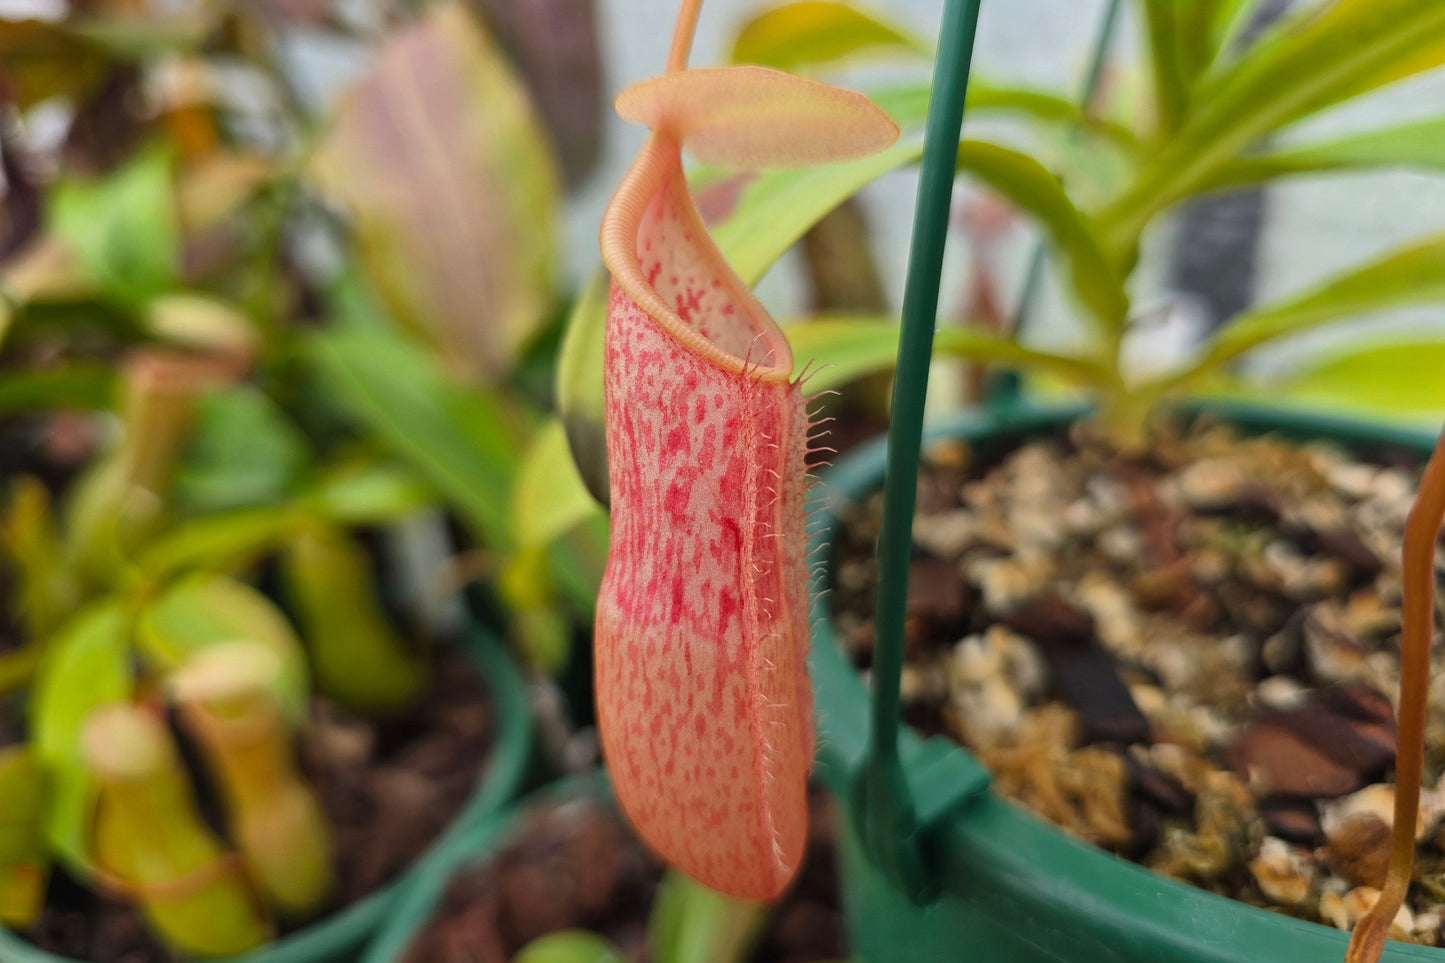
[0,619,534,963]
[357,775,609,963]
[809,399,1443,963]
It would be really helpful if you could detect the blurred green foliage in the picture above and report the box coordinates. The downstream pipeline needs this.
[559,0,1445,468]
[0,0,605,952]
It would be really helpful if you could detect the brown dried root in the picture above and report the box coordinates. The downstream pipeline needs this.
[1345,424,1445,963]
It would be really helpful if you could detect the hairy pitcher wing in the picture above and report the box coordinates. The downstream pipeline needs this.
[595,4,897,901]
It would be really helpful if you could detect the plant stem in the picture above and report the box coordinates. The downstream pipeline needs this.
[667,0,703,73]
[1345,423,1445,963]
[859,0,981,901]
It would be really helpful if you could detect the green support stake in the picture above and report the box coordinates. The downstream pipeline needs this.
[855,0,983,904]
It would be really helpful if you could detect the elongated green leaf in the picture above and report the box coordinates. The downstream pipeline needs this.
[512,417,599,549]
[1202,234,1445,366]
[729,1,929,72]
[1138,0,1188,135]
[133,506,303,584]
[50,146,178,304]
[134,465,430,584]
[1270,340,1445,416]
[784,315,1103,392]
[1208,0,1269,64]
[784,318,906,391]
[136,575,308,720]
[957,141,1128,328]
[308,327,529,548]
[967,83,1142,157]
[311,2,559,383]
[1098,0,1445,253]
[1199,117,1445,191]
[840,82,1141,155]
[1176,0,1232,84]
[1291,1,1445,120]
[32,602,132,873]
[712,137,925,283]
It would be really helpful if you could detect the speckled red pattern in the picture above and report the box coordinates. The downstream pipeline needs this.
[596,157,813,900]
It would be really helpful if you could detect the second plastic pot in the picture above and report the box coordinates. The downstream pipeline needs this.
[0,618,534,963]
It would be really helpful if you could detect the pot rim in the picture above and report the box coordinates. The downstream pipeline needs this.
[358,773,613,963]
[808,399,1444,962]
[0,619,533,963]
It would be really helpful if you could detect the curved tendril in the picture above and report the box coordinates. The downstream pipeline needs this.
[1345,423,1445,963]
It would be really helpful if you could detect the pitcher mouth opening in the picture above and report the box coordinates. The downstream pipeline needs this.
[600,133,795,384]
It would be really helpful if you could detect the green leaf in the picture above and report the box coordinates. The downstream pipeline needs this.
[710,136,926,284]
[132,464,426,584]
[1207,0,1269,66]
[649,869,769,963]
[133,506,303,584]
[1199,117,1445,191]
[308,327,529,549]
[50,146,178,304]
[1098,0,1445,253]
[966,83,1142,157]
[516,931,627,963]
[1201,234,1445,366]
[729,1,929,73]
[306,462,432,526]
[546,513,608,622]
[497,546,572,671]
[1270,340,1445,416]
[1175,0,1228,86]
[784,315,1103,392]
[0,365,113,415]
[784,318,905,391]
[1138,0,1188,135]
[136,575,309,721]
[311,2,559,383]
[31,602,132,873]
[174,386,309,513]
[556,271,612,506]
[956,140,1128,328]
[512,417,599,549]
[1286,2,1445,120]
